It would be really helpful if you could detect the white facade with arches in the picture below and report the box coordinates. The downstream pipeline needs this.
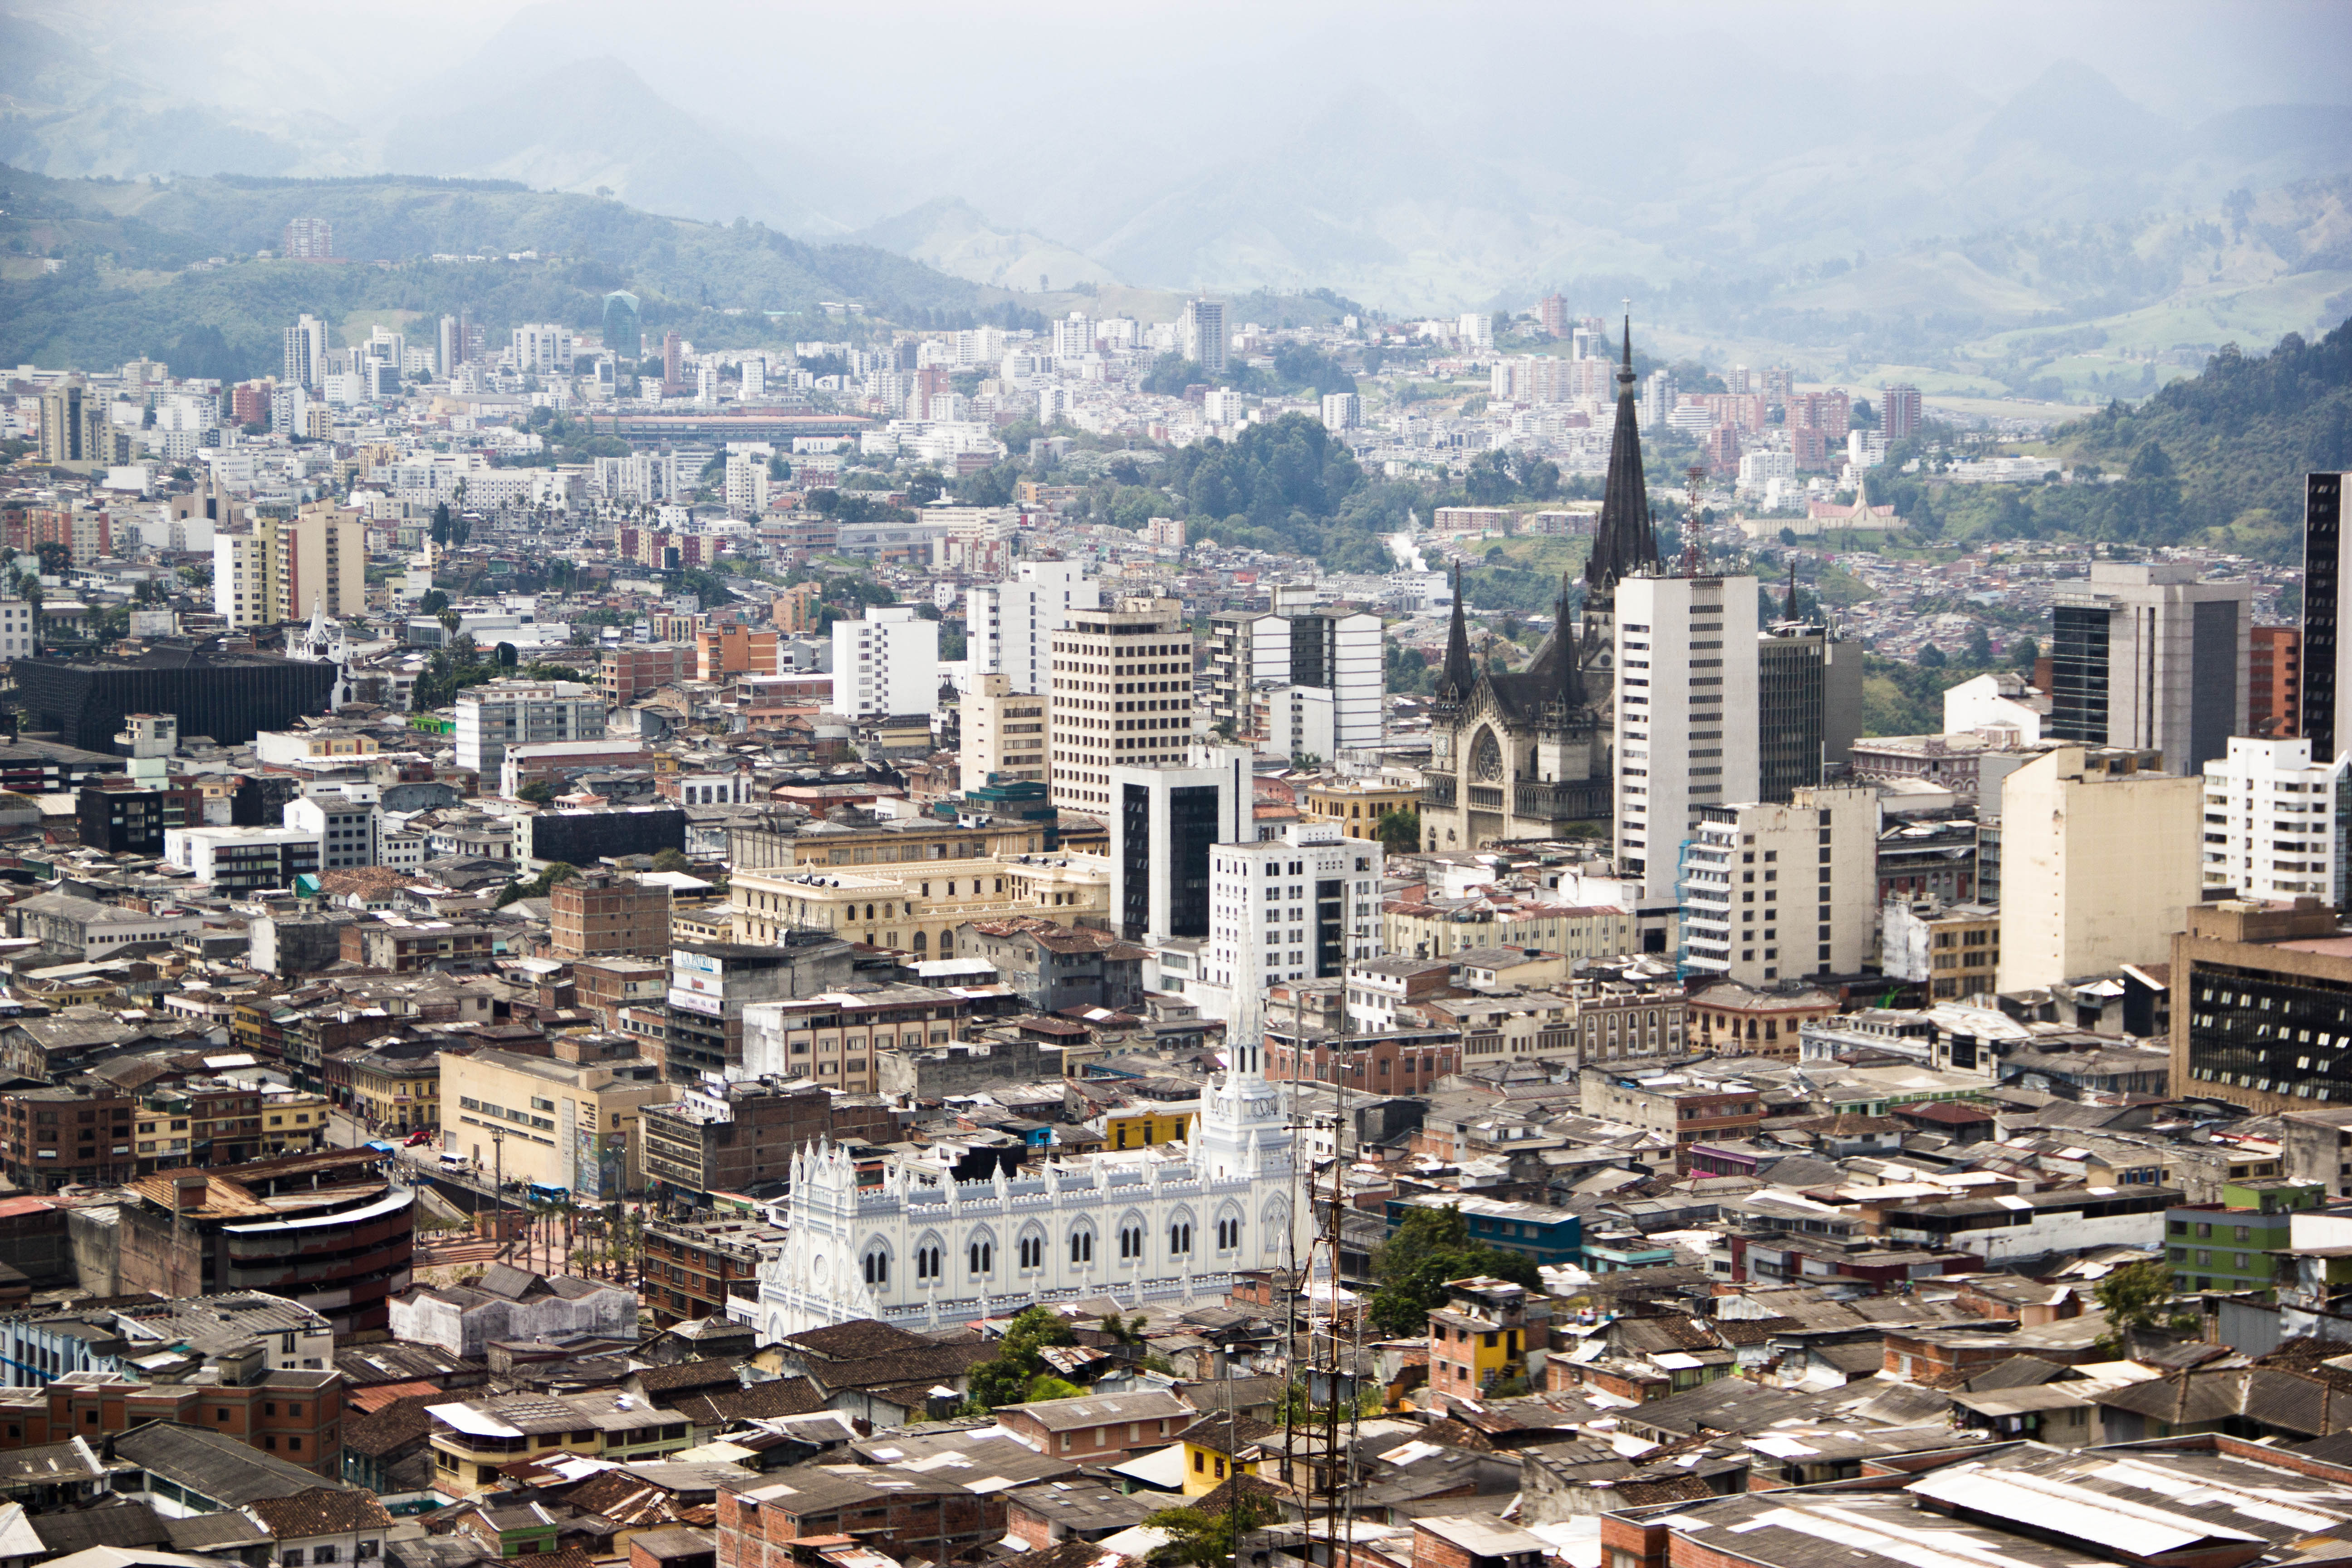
[746,1050,1303,1338]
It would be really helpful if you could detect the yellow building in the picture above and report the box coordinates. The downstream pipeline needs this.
[342,1044,441,1133]
[1302,779,1421,841]
[1177,1412,1272,1497]
[439,1043,675,1195]
[731,853,1111,959]
[1382,898,1638,962]
[261,1092,333,1155]
[1105,1103,1196,1150]
[427,1390,693,1498]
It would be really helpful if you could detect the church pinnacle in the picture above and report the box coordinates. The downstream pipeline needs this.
[1438,562,1475,701]
[1585,314,1661,602]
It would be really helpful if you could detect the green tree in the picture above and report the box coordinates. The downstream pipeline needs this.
[2093,1259,2174,1333]
[494,641,519,668]
[419,589,451,615]
[1367,1204,1543,1338]
[515,780,555,805]
[1143,1491,1277,1568]
[1027,1374,1085,1402]
[1964,623,1992,662]
[651,848,694,874]
[1375,809,1421,857]
[962,1304,1076,1412]
[1917,643,1946,668]
[2011,636,2041,670]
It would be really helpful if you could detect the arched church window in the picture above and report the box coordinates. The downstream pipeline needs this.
[1471,728,1504,782]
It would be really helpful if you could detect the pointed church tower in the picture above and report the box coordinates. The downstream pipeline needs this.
[1436,562,1475,706]
[1578,315,1663,725]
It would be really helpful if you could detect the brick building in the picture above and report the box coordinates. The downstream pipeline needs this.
[552,871,673,960]
[340,921,495,973]
[1264,1022,1460,1098]
[0,1085,136,1191]
[0,1366,344,1476]
[640,1213,787,1328]
[639,1078,836,1205]
[993,1389,1194,1463]
[717,1470,997,1566]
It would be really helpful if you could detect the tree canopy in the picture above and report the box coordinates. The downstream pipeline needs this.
[1367,1204,1544,1337]
[961,1305,1077,1412]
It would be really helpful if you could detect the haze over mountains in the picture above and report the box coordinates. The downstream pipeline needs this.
[5,0,2350,391]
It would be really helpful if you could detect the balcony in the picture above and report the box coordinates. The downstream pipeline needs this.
[1468,785,1504,811]
[1423,774,1456,808]
[1516,778,1608,822]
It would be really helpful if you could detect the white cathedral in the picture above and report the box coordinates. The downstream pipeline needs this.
[745,1044,1304,1339]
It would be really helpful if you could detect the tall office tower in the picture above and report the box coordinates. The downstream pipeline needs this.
[436,315,462,377]
[1107,745,1249,942]
[1679,783,1878,985]
[211,504,367,630]
[1320,391,1360,430]
[1181,298,1227,374]
[2250,626,2302,738]
[1639,368,1671,431]
[1459,312,1495,350]
[830,606,940,719]
[1051,593,1194,814]
[1882,383,1923,442]
[1208,591,1379,755]
[1995,746,2200,993]
[1758,582,1864,804]
[602,291,640,359]
[281,217,333,259]
[2200,736,2347,906]
[2305,473,2349,761]
[510,323,574,375]
[1200,822,1384,1050]
[1421,317,1653,855]
[964,673,1050,787]
[2050,561,2250,774]
[968,559,1102,696]
[663,332,685,391]
[1615,570,1762,905]
[282,314,328,390]
[696,364,719,406]
[740,354,766,401]
[1723,365,1751,395]
[723,451,771,519]
[1539,294,1568,338]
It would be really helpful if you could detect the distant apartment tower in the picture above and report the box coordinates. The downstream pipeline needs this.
[1996,745,2200,992]
[830,605,939,719]
[1680,783,1878,985]
[1882,383,1923,442]
[2050,561,2250,775]
[603,292,641,358]
[663,332,685,391]
[1051,593,1193,815]
[436,314,463,377]
[2251,626,2302,738]
[1614,572,1762,904]
[282,217,333,259]
[1758,608,1864,804]
[1320,391,1361,430]
[963,673,1049,787]
[511,323,574,375]
[283,314,328,390]
[740,354,767,400]
[1539,294,1568,338]
[1459,312,1495,350]
[1181,298,1227,374]
[966,559,1102,696]
[2200,736,2347,906]
[2303,473,2350,761]
[210,504,365,630]
[1107,747,1248,942]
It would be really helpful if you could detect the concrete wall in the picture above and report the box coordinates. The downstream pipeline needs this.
[1998,748,2201,991]
[63,1204,118,1295]
[387,1279,639,1358]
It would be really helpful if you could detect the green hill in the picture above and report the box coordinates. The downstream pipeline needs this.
[1866,316,2352,563]
[0,165,1028,380]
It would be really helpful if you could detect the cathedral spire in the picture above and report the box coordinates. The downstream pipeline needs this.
[1439,562,1475,700]
[1585,313,1660,601]
[1784,556,1801,621]
[1553,573,1587,714]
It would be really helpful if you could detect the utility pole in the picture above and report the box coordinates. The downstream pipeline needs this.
[489,1125,508,1261]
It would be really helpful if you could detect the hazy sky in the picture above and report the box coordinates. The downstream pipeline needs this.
[36,0,2352,135]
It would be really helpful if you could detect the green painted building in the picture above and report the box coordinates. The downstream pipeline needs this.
[2165,1178,2323,1298]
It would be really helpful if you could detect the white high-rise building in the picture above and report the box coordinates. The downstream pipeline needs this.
[696,364,719,406]
[1197,822,1384,1050]
[1051,594,1193,814]
[283,314,328,390]
[1106,746,1250,943]
[285,786,382,872]
[740,354,767,401]
[510,323,574,375]
[831,605,940,719]
[1321,392,1361,430]
[1181,298,1227,374]
[1245,606,1382,758]
[2201,735,2348,905]
[967,559,1102,696]
[724,449,772,519]
[1679,784,1877,986]
[1459,312,1494,349]
[1615,572,1761,905]
[963,674,1050,788]
[1052,314,1094,363]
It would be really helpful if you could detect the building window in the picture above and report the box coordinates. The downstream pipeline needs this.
[1070,1228,1093,1263]
[969,1240,992,1275]
[1169,1221,1192,1256]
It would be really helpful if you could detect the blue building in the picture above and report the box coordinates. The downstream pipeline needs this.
[1384,1192,1582,1268]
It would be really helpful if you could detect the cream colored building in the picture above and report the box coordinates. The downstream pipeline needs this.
[211,500,365,630]
[438,1043,675,1197]
[1996,746,2202,994]
[1381,897,1639,963]
[1050,592,1194,815]
[963,672,1050,788]
[731,853,1111,959]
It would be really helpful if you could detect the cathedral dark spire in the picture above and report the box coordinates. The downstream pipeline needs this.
[1553,573,1587,713]
[1584,313,1661,600]
[1784,556,1801,621]
[1439,562,1475,700]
